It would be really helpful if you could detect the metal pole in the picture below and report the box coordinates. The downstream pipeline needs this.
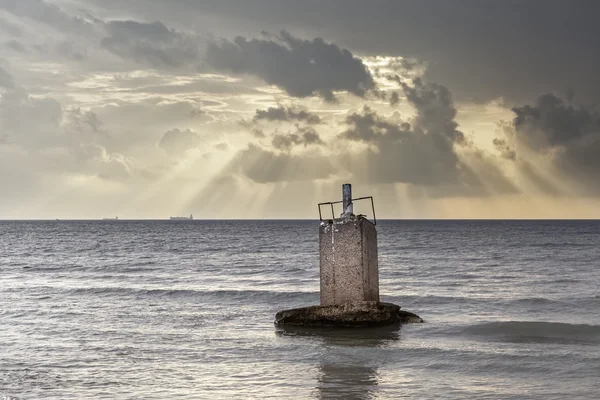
[342,183,353,216]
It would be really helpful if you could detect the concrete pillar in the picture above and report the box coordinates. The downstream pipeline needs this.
[319,186,379,306]
[274,183,423,327]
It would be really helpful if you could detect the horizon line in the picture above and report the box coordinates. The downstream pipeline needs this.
[2,218,600,222]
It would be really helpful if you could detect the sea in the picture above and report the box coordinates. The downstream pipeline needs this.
[1,220,599,399]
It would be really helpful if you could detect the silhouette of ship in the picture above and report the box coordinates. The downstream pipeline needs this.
[170,214,193,220]
[102,216,119,220]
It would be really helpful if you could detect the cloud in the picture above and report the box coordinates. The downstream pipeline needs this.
[512,94,597,150]
[0,0,94,37]
[271,126,324,151]
[339,79,515,196]
[5,39,25,52]
[0,84,138,184]
[56,40,86,61]
[341,105,466,187]
[228,143,335,183]
[63,108,109,155]
[101,20,202,69]
[0,66,15,89]
[254,105,320,124]
[214,142,228,151]
[0,89,63,148]
[228,77,514,195]
[401,78,466,145]
[508,93,600,194]
[4,0,599,217]
[492,138,516,160]
[98,0,600,104]
[81,143,133,181]
[0,14,23,36]
[1,0,206,71]
[158,128,203,153]
[205,31,375,100]
[129,76,261,96]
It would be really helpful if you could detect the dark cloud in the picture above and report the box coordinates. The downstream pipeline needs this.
[0,66,15,89]
[341,105,466,187]
[508,93,600,194]
[401,78,466,145]
[5,39,25,52]
[158,128,203,153]
[101,20,201,69]
[271,126,324,151]
[229,143,334,183]
[493,138,516,161]
[512,94,597,150]
[389,92,400,106]
[206,31,375,100]
[342,105,411,143]
[339,79,515,196]
[254,105,320,124]
[97,0,600,104]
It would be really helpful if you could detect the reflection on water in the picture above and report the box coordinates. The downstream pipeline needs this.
[317,363,378,400]
[277,325,401,399]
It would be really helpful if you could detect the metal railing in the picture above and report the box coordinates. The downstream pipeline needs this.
[318,196,377,225]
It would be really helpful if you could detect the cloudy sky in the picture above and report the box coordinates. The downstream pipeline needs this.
[1,0,600,219]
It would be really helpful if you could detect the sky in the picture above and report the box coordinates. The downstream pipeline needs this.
[1,0,600,219]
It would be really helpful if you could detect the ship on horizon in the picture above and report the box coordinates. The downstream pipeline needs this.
[102,216,119,220]
[170,214,193,220]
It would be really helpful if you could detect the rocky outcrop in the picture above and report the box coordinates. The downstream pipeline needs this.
[274,301,423,328]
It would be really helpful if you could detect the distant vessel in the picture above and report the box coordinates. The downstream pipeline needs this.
[103,216,119,220]
[170,214,193,220]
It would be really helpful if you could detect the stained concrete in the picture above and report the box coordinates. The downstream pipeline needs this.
[319,215,379,305]
[275,302,423,327]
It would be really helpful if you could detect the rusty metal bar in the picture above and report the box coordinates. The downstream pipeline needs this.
[318,196,377,225]
[342,183,352,215]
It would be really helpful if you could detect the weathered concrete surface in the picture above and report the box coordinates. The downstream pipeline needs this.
[274,301,423,328]
[319,216,379,305]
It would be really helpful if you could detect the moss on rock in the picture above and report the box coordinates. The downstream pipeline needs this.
[274,301,423,328]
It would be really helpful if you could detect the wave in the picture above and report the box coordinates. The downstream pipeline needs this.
[386,294,478,305]
[545,278,583,284]
[510,297,562,306]
[386,293,598,307]
[530,241,592,248]
[67,286,318,303]
[464,321,600,345]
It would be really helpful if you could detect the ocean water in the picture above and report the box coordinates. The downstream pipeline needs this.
[1,220,599,399]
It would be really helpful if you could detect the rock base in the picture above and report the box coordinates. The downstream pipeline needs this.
[274,301,423,328]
